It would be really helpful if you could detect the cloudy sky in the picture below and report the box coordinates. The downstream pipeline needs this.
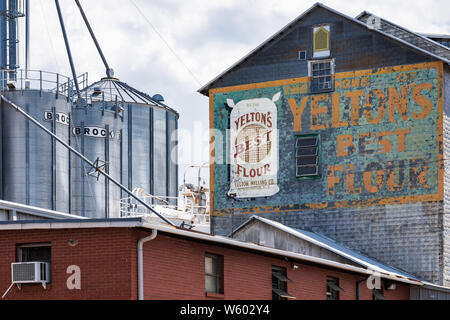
[22,0,450,187]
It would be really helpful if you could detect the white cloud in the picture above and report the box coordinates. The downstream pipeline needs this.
[15,0,450,187]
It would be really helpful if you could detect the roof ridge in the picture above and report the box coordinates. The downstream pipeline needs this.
[235,215,419,280]
[356,11,450,57]
[199,4,449,96]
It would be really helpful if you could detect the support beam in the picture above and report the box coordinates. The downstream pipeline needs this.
[74,0,113,77]
[55,0,80,95]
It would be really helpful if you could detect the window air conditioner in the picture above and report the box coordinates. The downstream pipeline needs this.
[11,262,50,288]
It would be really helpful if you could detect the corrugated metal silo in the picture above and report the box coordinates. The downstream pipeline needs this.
[81,77,179,208]
[71,99,123,218]
[1,89,71,212]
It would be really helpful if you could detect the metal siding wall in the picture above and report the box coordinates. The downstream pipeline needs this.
[118,103,178,204]
[130,105,151,192]
[153,108,167,198]
[120,104,129,195]
[167,112,178,204]
[2,90,70,212]
[71,104,122,218]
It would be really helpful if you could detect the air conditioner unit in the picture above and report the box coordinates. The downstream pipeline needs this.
[11,262,50,288]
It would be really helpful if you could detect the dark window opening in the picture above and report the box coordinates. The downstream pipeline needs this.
[296,135,319,178]
[310,60,333,93]
[326,277,344,300]
[272,266,294,300]
[16,243,51,284]
[298,50,307,60]
[17,243,51,263]
[205,253,223,294]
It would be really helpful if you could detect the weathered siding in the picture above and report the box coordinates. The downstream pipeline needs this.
[211,7,434,90]
[232,221,361,266]
[214,201,443,284]
[207,6,447,286]
[443,66,450,286]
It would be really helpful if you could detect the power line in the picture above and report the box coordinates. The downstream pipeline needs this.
[129,0,203,87]
[38,0,62,72]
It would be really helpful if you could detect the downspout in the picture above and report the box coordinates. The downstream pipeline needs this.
[356,279,365,300]
[137,229,157,300]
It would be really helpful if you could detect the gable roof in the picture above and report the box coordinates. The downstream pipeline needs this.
[231,215,420,281]
[0,216,423,286]
[198,2,450,96]
[356,11,450,61]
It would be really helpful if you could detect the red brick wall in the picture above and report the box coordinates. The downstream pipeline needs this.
[0,227,411,300]
[139,231,411,300]
[0,228,137,300]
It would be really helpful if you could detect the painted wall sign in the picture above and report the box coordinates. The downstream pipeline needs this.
[72,126,115,139]
[43,111,70,126]
[227,92,280,198]
[210,62,443,215]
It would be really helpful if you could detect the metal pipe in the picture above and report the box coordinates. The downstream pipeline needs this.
[1,95,176,226]
[8,0,17,75]
[74,0,111,77]
[137,229,157,300]
[356,279,365,300]
[54,0,80,95]
[0,0,7,70]
[25,0,29,78]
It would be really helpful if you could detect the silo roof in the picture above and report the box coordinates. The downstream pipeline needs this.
[81,77,179,116]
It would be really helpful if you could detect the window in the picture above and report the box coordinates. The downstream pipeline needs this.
[326,277,344,300]
[310,60,334,93]
[205,253,223,294]
[17,243,51,263]
[298,50,307,60]
[296,135,319,178]
[272,266,294,300]
[313,25,330,58]
[16,243,51,284]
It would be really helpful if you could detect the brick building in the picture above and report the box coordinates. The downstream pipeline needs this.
[0,218,440,300]
[199,3,450,286]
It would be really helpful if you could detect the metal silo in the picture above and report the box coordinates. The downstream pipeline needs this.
[70,98,123,218]
[81,77,179,209]
[1,85,72,212]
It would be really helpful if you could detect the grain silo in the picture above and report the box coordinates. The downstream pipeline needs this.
[1,73,73,213]
[0,0,181,225]
[70,98,123,218]
[81,77,179,207]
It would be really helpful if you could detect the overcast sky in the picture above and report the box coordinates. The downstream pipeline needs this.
[23,0,450,188]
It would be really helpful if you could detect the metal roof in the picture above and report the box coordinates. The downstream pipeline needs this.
[0,216,424,286]
[355,11,450,60]
[81,77,179,117]
[420,33,450,40]
[198,2,450,96]
[0,200,88,220]
[231,215,420,281]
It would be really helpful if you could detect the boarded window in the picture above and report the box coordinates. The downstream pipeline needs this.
[313,25,330,57]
